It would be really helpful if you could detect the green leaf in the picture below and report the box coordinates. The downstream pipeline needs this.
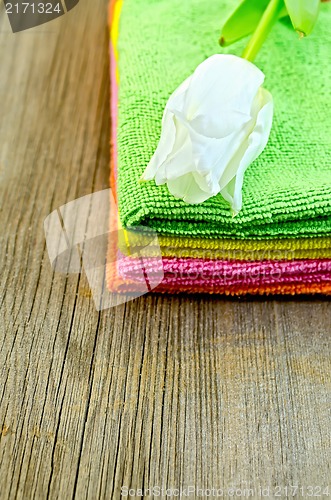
[220,0,287,46]
[284,0,320,36]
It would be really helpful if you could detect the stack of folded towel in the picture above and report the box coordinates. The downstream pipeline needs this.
[108,0,331,295]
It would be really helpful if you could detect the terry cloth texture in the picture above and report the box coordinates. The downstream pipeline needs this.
[113,0,331,239]
[107,0,331,296]
[116,233,331,261]
[106,200,331,296]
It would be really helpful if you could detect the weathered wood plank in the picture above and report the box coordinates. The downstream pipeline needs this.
[0,1,330,498]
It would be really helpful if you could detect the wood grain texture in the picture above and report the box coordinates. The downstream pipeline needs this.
[0,1,330,498]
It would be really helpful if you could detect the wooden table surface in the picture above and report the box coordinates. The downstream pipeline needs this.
[0,1,330,498]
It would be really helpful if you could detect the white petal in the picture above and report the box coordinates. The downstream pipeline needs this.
[155,118,194,184]
[166,173,212,204]
[141,54,274,213]
[220,88,273,213]
[141,77,191,181]
[188,115,253,179]
[141,109,177,180]
[189,109,251,139]
[182,55,265,132]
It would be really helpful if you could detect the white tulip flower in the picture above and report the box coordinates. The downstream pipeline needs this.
[141,54,273,215]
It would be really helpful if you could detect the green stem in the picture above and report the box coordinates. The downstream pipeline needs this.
[242,0,284,62]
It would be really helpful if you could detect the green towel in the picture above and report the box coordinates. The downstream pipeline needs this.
[116,0,331,239]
